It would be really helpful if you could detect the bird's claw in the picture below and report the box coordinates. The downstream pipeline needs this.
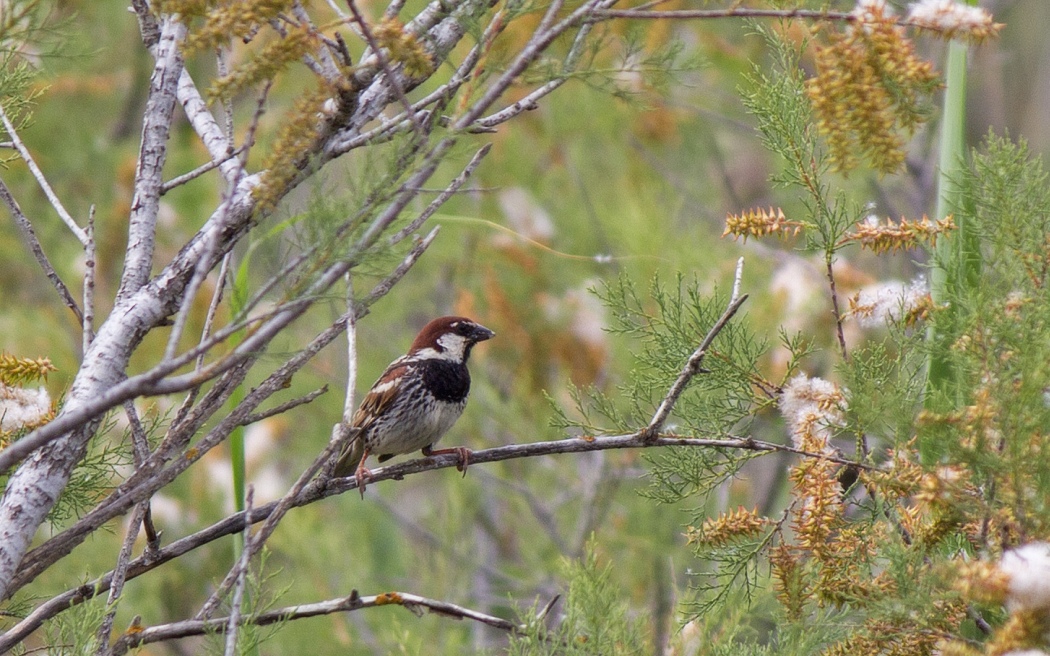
[355,461,373,499]
[453,446,471,476]
[422,445,473,477]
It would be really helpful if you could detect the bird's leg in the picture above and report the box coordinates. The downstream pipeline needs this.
[355,448,373,498]
[422,444,472,476]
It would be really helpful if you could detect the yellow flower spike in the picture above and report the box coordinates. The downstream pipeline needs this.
[722,207,803,243]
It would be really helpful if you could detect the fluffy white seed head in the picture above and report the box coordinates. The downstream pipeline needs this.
[778,374,847,451]
[0,383,50,431]
[1001,542,1050,613]
[907,0,994,33]
[854,0,893,22]
[850,277,929,328]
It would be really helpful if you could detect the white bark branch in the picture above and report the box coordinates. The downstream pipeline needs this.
[4,229,443,600]
[116,15,186,300]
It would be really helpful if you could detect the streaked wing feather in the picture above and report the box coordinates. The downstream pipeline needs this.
[351,362,411,430]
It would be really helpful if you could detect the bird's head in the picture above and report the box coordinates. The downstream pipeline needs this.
[409,316,495,363]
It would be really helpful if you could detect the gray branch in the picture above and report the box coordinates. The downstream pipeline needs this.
[111,590,526,655]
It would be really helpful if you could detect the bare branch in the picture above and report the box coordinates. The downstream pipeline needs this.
[113,590,523,654]
[159,147,244,195]
[0,104,87,245]
[0,178,83,322]
[196,421,346,621]
[346,0,426,137]
[388,143,491,245]
[3,229,443,602]
[592,7,855,21]
[474,16,596,129]
[0,184,444,477]
[122,401,162,554]
[222,487,253,656]
[91,503,147,656]
[237,386,329,427]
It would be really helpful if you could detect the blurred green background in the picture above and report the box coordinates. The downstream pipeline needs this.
[0,0,1047,653]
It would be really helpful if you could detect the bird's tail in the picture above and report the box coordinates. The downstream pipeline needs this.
[332,429,365,478]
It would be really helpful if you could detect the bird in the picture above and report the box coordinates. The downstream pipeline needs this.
[333,316,495,494]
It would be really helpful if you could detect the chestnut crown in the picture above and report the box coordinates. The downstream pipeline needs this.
[409,316,494,361]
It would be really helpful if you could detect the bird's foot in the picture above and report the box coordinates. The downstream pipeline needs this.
[355,460,373,498]
[422,445,473,477]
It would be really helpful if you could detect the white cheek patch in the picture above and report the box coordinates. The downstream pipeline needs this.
[435,334,469,360]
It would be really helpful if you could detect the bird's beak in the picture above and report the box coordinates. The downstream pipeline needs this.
[472,324,495,342]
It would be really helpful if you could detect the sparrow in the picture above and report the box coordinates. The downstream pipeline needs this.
[333,316,495,494]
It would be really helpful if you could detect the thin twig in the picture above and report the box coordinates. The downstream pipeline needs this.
[122,401,161,554]
[223,486,253,656]
[0,178,83,322]
[388,143,491,245]
[114,590,524,654]
[343,273,357,424]
[346,0,426,136]
[199,253,233,372]
[825,255,849,362]
[159,148,243,195]
[167,248,232,466]
[91,502,147,656]
[0,104,88,245]
[643,258,748,440]
[591,7,854,21]
[237,386,329,427]
[474,19,596,130]
[590,4,975,36]
[196,427,345,620]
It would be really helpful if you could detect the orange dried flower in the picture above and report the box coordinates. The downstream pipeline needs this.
[843,215,956,254]
[807,1,941,173]
[686,506,769,547]
[0,353,56,385]
[723,207,803,243]
[374,18,434,78]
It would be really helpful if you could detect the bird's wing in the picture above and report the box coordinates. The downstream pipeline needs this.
[351,361,412,431]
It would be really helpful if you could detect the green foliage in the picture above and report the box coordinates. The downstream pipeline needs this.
[739,23,826,191]
[962,133,1050,290]
[739,24,858,253]
[594,273,764,434]
[508,545,646,656]
[42,587,108,655]
[47,413,133,526]
[201,549,290,656]
[558,24,706,104]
